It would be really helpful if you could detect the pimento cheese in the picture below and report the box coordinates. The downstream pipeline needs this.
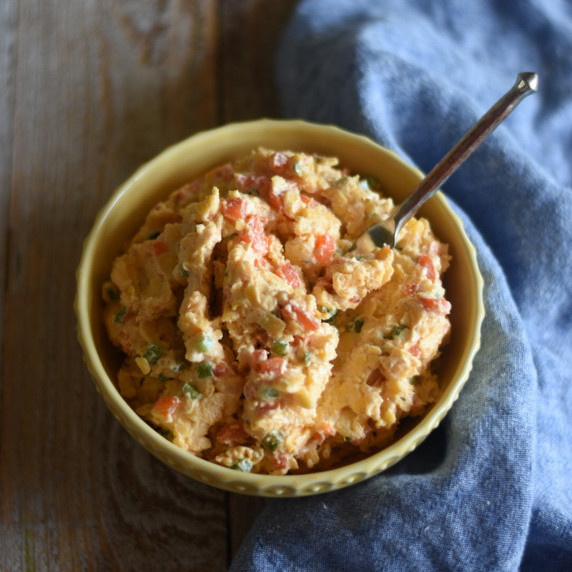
[102,148,451,475]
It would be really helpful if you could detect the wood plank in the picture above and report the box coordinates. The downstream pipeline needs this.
[0,1,228,570]
[0,0,18,392]
[219,0,300,121]
[228,494,267,557]
[0,1,19,569]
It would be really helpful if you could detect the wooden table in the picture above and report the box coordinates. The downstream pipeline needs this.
[0,1,299,569]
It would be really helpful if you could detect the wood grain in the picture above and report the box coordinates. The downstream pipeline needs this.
[0,0,18,393]
[219,0,299,121]
[0,0,299,569]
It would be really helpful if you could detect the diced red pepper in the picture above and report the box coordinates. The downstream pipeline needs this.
[235,172,284,211]
[152,396,181,419]
[239,215,269,255]
[254,257,270,269]
[251,234,269,257]
[322,421,336,436]
[294,305,320,331]
[314,233,336,265]
[213,360,235,377]
[251,347,285,375]
[312,421,336,444]
[173,180,202,206]
[300,194,317,206]
[276,263,302,289]
[222,197,248,222]
[272,452,290,471]
[419,296,451,314]
[210,163,235,182]
[418,254,436,282]
[257,399,283,414]
[255,357,286,375]
[402,283,419,296]
[235,173,271,195]
[283,303,320,332]
[216,421,250,445]
[408,342,422,357]
[269,178,299,215]
[266,190,284,211]
[152,240,169,256]
[251,349,268,364]
[249,350,269,373]
[269,152,291,175]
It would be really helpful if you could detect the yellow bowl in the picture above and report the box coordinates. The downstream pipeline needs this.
[75,119,484,497]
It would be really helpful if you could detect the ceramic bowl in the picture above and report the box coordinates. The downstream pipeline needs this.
[75,119,484,497]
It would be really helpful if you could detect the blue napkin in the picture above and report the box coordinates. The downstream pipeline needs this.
[230,1,572,570]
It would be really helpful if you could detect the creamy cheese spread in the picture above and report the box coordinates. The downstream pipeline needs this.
[103,148,451,475]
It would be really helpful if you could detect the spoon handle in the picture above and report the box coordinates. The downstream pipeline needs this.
[391,72,538,237]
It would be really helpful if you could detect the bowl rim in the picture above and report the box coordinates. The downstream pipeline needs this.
[75,118,485,496]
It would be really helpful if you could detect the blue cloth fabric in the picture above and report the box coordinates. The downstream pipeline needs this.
[230,1,572,570]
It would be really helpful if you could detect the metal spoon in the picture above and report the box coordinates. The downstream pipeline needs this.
[356,71,538,251]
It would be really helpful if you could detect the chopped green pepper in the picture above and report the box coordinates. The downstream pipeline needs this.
[261,431,284,452]
[196,334,213,353]
[320,306,337,323]
[182,383,202,399]
[230,458,253,472]
[144,343,163,364]
[196,362,213,378]
[114,306,127,323]
[360,175,380,191]
[154,425,174,440]
[105,285,119,301]
[335,176,349,188]
[293,161,304,176]
[385,325,406,339]
[171,359,187,373]
[325,311,338,323]
[260,387,279,399]
[270,339,289,357]
[147,231,161,240]
[354,318,364,333]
